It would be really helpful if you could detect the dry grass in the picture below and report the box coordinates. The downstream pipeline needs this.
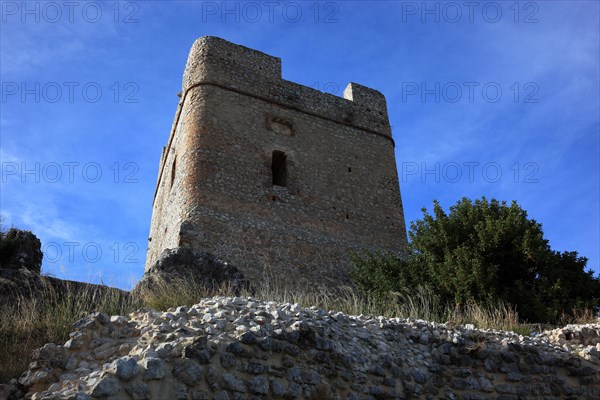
[558,307,598,326]
[448,300,521,332]
[138,275,236,311]
[140,274,522,331]
[0,278,141,383]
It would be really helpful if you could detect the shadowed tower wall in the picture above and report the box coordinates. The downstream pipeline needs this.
[146,36,407,287]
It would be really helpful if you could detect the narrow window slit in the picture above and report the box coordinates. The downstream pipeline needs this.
[170,157,176,188]
[272,150,288,187]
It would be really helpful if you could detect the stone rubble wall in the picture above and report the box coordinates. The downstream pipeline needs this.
[538,324,600,363]
[6,297,599,400]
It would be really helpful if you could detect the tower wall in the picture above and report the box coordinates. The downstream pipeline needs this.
[146,37,407,287]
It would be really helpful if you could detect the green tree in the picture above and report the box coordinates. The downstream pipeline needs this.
[352,197,600,322]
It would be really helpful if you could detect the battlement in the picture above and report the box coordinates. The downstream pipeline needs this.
[343,82,388,115]
[183,36,282,86]
[181,36,392,138]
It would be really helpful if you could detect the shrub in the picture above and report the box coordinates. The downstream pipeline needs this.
[351,197,600,323]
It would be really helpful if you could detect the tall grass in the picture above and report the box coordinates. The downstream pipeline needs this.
[0,278,141,382]
[140,272,522,330]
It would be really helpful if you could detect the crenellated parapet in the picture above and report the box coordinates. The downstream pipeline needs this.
[181,36,391,139]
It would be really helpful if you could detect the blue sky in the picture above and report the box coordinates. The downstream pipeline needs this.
[1,1,598,289]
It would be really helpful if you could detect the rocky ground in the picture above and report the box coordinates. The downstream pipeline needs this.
[1,297,598,400]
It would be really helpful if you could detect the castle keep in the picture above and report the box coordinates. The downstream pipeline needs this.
[146,36,407,286]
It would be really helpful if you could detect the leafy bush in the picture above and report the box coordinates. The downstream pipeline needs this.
[351,252,417,300]
[351,197,600,323]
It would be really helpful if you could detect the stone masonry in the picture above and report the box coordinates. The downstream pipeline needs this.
[146,36,407,287]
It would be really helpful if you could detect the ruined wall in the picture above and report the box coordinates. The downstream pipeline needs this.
[14,297,600,400]
[147,36,407,286]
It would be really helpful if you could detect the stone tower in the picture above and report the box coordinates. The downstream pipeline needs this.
[146,36,407,287]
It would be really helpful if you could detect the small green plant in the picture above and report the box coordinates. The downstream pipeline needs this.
[510,325,534,337]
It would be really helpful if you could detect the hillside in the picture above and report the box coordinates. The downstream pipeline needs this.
[3,297,599,399]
